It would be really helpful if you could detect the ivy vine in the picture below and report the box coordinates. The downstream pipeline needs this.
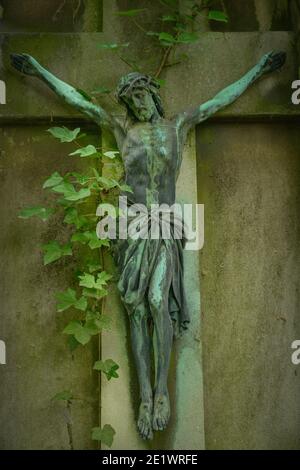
[18,0,227,449]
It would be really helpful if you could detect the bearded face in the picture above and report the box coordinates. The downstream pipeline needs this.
[116,73,164,122]
[123,85,159,122]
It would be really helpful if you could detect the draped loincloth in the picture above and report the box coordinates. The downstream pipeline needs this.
[112,205,190,337]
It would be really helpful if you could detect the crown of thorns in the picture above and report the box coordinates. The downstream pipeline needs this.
[116,72,160,102]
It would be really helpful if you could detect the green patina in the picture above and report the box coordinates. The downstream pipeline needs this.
[10,49,286,442]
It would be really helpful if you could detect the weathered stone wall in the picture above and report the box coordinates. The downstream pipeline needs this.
[198,122,300,450]
[0,0,300,450]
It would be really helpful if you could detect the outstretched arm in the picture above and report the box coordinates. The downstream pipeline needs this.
[176,51,286,132]
[10,53,121,133]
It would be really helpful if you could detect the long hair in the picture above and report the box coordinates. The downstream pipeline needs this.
[115,72,165,121]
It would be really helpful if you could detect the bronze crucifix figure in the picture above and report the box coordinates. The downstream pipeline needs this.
[11,50,285,440]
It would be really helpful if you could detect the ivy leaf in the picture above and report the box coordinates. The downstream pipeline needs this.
[56,288,87,312]
[84,319,102,335]
[68,172,91,185]
[71,231,110,249]
[92,425,116,447]
[79,272,112,290]
[75,329,91,345]
[18,206,54,222]
[64,208,88,229]
[86,231,110,250]
[63,320,91,345]
[52,182,91,201]
[116,9,146,16]
[42,241,72,265]
[68,335,80,352]
[86,312,111,331]
[119,184,133,193]
[71,232,89,244]
[158,32,176,45]
[97,176,119,190]
[69,145,99,158]
[95,271,113,288]
[103,151,119,159]
[51,390,74,402]
[47,127,81,143]
[208,10,228,22]
[82,287,108,300]
[79,273,97,289]
[86,262,102,273]
[43,172,64,189]
[93,359,119,380]
[177,32,199,44]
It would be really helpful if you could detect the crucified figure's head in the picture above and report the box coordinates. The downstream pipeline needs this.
[116,72,164,122]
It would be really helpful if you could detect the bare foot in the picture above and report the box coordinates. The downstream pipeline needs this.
[152,392,170,431]
[137,401,153,440]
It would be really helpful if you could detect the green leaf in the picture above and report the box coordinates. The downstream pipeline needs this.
[119,184,133,193]
[93,359,119,380]
[75,328,91,345]
[68,335,80,352]
[69,145,98,158]
[116,8,146,17]
[158,32,176,44]
[56,288,88,312]
[68,172,91,185]
[87,262,102,273]
[177,32,199,44]
[97,176,119,190]
[51,390,73,402]
[95,271,113,288]
[92,425,116,447]
[63,320,91,345]
[51,181,74,195]
[86,231,110,250]
[103,151,119,159]
[71,231,110,249]
[79,273,96,289]
[52,182,91,201]
[42,241,72,265]
[75,296,87,311]
[71,232,89,244]
[64,208,88,229]
[79,271,112,290]
[84,319,102,335]
[208,10,228,22]
[82,287,108,300]
[85,311,111,329]
[18,206,54,222]
[43,172,64,189]
[47,127,81,143]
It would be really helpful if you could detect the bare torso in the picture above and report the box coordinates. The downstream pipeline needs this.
[120,119,182,207]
